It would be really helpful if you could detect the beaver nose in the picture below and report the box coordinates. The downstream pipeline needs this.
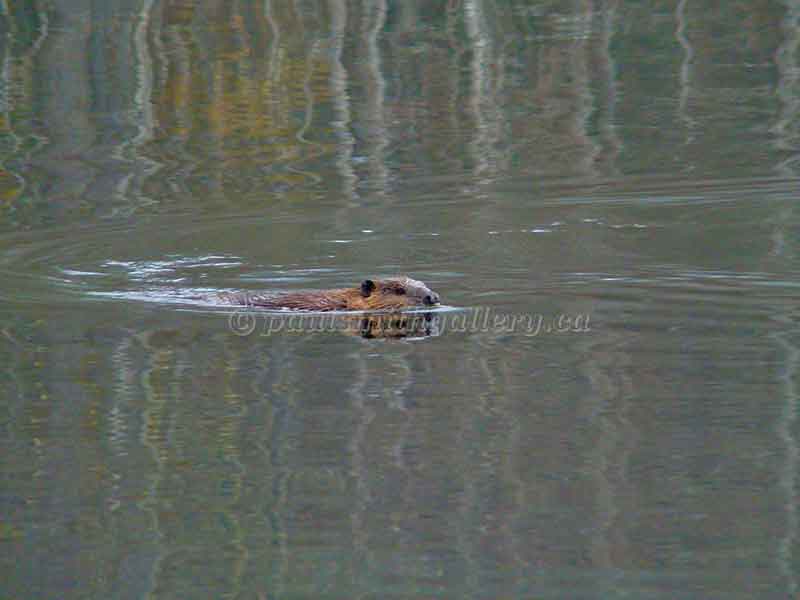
[424,292,440,306]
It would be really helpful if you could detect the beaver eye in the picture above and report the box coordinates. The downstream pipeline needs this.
[395,288,406,295]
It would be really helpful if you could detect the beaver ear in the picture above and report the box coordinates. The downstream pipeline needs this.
[360,279,376,297]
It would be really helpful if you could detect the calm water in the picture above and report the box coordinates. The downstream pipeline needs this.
[1,1,800,598]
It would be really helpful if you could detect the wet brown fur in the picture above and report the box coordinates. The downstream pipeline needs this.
[217,276,440,312]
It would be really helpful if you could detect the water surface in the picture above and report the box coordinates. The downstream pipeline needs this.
[1,2,799,599]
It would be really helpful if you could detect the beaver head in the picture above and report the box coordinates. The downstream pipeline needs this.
[350,276,441,311]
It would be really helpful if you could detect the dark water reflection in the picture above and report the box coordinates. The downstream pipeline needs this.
[1,1,800,599]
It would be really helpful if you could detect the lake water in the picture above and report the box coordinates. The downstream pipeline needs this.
[1,1,799,598]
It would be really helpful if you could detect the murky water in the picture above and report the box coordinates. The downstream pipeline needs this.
[1,1,800,598]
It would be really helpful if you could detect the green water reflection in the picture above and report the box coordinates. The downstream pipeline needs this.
[1,2,799,599]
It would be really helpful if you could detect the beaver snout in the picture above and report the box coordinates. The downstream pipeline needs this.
[424,292,440,306]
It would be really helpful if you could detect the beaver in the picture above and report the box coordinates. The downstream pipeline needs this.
[217,276,441,312]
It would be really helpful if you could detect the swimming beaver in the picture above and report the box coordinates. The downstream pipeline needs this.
[217,276,441,312]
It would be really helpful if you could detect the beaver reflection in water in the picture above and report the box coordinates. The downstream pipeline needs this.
[352,312,440,338]
[218,276,441,312]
